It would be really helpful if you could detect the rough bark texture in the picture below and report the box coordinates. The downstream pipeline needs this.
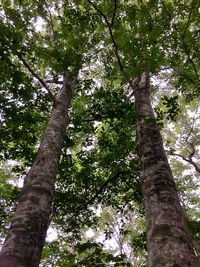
[134,72,197,267]
[0,73,76,267]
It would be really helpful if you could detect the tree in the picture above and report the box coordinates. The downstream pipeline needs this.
[0,1,94,266]
[133,71,196,266]
[0,0,199,266]
[86,0,199,265]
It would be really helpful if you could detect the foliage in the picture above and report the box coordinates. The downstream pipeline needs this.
[0,165,20,239]
[41,238,132,267]
[0,0,200,265]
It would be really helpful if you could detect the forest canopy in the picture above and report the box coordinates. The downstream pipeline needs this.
[0,0,200,266]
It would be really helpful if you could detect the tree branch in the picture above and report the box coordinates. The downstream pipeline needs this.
[44,0,57,48]
[185,104,199,146]
[171,152,200,173]
[15,51,56,101]
[162,1,200,84]
[178,31,200,83]
[45,79,63,84]
[87,0,134,91]
[111,0,118,27]
[182,1,194,37]
[188,142,195,159]
[4,37,56,101]
[75,169,137,212]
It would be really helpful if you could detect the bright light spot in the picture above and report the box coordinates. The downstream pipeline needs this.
[34,17,45,32]
[46,227,58,242]
[85,229,94,238]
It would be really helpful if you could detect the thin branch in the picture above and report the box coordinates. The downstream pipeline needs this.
[2,12,56,102]
[171,152,200,173]
[87,0,110,26]
[183,1,195,37]
[162,0,200,84]
[188,142,195,159]
[44,0,57,48]
[180,108,199,160]
[179,32,200,83]
[75,169,137,212]
[185,104,199,145]
[185,122,195,146]
[112,216,127,256]
[15,51,55,101]
[111,0,118,28]
[87,0,134,90]
[45,79,63,84]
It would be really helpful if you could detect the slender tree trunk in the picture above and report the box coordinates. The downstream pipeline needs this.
[0,72,76,267]
[134,72,197,266]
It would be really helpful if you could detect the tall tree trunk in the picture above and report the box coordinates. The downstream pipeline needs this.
[0,72,76,267]
[134,72,197,266]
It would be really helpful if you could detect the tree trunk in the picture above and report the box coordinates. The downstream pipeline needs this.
[0,72,76,267]
[134,72,197,266]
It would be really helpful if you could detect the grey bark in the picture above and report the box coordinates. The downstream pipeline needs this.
[134,72,197,267]
[0,72,76,267]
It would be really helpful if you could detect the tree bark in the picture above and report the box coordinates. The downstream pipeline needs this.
[134,72,197,267]
[0,72,76,267]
